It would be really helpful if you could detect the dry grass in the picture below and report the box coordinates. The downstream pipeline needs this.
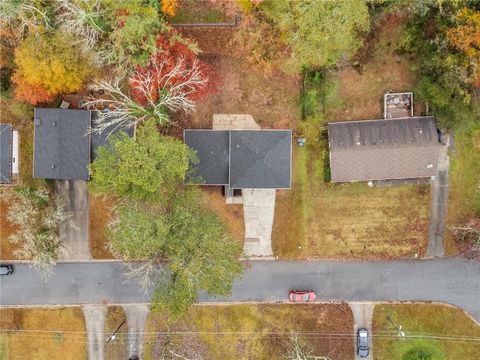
[88,194,118,259]
[444,122,480,255]
[0,200,19,260]
[327,13,422,122]
[144,304,354,360]
[273,146,430,259]
[201,187,244,241]
[0,307,87,360]
[373,303,480,360]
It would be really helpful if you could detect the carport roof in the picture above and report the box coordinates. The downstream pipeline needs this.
[0,123,12,184]
[184,129,292,189]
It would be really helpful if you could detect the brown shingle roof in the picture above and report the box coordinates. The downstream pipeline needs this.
[328,116,442,182]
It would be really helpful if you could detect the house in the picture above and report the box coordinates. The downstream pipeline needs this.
[0,124,19,184]
[33,109,134,180]
[184,129,292,189]
[328,116,442,182]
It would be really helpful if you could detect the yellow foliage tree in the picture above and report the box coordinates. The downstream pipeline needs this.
[13,32,92,104]
[161,0,177,17]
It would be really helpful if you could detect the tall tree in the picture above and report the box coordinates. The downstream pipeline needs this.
[89,120,194,202]
[259,0,370,71]
[12,31,92,104]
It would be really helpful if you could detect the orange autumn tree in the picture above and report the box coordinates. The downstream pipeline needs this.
[446,8,480,87]
[161,0,177,17]
[12,32,92,104]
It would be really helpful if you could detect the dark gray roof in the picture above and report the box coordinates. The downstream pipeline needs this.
[184,130,230,185]
[91,111,135,161]
[33,109,91,180]
[0,124,12,184]
[184,129,292,189]
[229,130,291,189]
[328,116,441,182]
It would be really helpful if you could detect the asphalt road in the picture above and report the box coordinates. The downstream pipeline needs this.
[1,258,479,321]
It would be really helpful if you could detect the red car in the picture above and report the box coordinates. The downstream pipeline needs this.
[289,290,316,302]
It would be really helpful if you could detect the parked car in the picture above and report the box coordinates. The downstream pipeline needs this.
[0,264,13,275]
[357,328,369,358]
[288,290,316,302]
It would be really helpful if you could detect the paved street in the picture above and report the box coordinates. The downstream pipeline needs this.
[1,258,479,321]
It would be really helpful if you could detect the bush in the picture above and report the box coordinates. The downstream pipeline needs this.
[402,345,445,360]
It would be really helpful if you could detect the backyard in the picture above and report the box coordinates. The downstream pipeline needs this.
[373,303,480,360]
[143,303,354,360]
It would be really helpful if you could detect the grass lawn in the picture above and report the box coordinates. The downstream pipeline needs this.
[144,304,354,360]
[0,200,18,260]
[445,121,480,255]
[373,303,480,360]
[171,1,233,24]
[0,307,87,360]
[273,145,431,259]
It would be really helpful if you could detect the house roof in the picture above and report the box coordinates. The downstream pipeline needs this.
[33,109,91,180]
[0,124,12,184]
[91,111,135,161]
[328,116,441,182]
[184,129,292,189]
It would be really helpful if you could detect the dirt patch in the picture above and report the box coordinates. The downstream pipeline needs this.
[326,13,423,121]
[0,200,19,260]
[105,306,128,360]
[201,187,244,241]
[174,27,301,130]
[0,307,87,360]
[144,303,354,360]
[89,195,118,259]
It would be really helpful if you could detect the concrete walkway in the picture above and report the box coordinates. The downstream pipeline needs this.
[56,180,91,260]
[427,139,450,257]
[122,304,149,360]
[83,305,106,360]
[350,303,374,360]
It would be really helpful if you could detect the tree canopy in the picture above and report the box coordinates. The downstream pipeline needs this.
[89,120,193,202]
[12,31,92,104]
[259,0,370,71]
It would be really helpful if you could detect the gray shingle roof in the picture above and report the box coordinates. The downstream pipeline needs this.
[229,130,291,189]
[0,124,12,184]
[33,109,91,180]
[328,116,441,182]
[184,130,230,185]
[184,129,292,189]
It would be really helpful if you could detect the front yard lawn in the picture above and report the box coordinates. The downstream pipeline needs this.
[144,303,354,360]
[373,303,480,360]
[273,145,431,259]
[0,307,87,360]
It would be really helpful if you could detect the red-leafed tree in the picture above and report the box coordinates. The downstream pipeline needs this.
[129,35,217,106]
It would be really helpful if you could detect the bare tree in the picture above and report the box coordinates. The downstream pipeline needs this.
[84,57,208,135]
[285,335,331,360]
[0,0,51,40]
[450,218,480,247]
[0,187,70,276]
[55,0,104,52]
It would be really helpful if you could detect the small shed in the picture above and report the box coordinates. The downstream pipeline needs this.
[1,124,19,184]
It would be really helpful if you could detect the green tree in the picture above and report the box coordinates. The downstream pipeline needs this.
[109,189,243,319]
[260,0,370,71]
[89,120,194,202]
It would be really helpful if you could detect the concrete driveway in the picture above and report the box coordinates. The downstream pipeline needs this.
[350,303,374,360]
[55,180,91,260]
